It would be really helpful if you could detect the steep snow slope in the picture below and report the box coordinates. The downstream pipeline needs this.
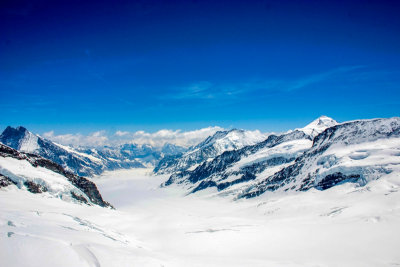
[0,143,112,207]
[297,115,338,138]
[163,116,338,194]
[154,129,267,174]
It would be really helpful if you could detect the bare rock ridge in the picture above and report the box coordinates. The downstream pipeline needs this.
[0,143,113,208]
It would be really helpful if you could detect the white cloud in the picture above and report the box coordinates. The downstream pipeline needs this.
[115,130,130,137]
[42,126,224,148]
[125,126,224,147]
[42,130,109,147]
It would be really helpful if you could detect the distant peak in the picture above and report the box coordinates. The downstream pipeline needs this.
[305,116,337,128]
[300,116,338,138]
[15,126,29,132]
[1,126,29,136]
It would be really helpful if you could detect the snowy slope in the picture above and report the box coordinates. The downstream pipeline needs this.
[2,168,400,267]
[0,126,157,176]
[154,129,267,174]
[163,116,338,194]
[297,115,338,138]
[240,117,400,198]
[0,143,112,207]
[1,117,400,267]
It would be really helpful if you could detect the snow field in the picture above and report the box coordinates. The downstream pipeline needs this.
[1,168,400,267]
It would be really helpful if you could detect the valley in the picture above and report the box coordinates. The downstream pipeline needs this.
[1,168,400,267]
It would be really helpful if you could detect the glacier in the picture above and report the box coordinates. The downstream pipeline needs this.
[1,116,400,266]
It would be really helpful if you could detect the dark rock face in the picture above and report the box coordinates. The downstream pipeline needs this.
[316,172,361,190]
[192,180,217,193]
[31,156,113,207]
[24,181,48,193]
[0,143,113,208]
[215,172,256,191]
[0,174,16,188]
[71,191,89,204]
[0,126,27,149]
[239,157,306,198]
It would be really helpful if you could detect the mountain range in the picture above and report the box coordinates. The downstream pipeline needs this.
[1,116,399,202]
[160,116,400,200]
[0,126,186,177]
[154,128,267,174]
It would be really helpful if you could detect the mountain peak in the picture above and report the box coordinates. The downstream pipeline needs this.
[300,116,338,138]
[2,126,28,136]
[304,116,337,128]
[0,126,39,153]
[15,126,29,132]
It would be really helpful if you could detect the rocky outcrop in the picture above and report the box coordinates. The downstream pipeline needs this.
[0,143,113,208]
[0,173,16,188]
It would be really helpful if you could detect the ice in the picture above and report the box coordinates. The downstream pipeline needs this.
[2,168,399,266]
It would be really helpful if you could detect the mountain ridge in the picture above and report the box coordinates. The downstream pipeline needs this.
[0,126,186,177]
[161,116,400,200]
[154,128,267,175]
[0,142,112,207]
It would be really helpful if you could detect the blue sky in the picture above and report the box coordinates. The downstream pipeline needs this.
[1,0,399,135]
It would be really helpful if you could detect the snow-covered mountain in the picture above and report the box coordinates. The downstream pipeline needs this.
[297,115,338,138]
[154,129,267,174]
[2,117,400,267]
[239,117,400,198]
[162,116,400,199]
[0,143,112,207]
[0,126,144,176]
[0,126,186,177]
[163,116,336,189]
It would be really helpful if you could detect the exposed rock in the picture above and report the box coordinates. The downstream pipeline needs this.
[24,181,48,193]
[0,174,17,188]
[316,172,360,190]
[0,143,113,208]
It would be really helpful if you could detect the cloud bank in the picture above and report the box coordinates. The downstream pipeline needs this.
[42,126,224,148]
[43,130,109,147]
